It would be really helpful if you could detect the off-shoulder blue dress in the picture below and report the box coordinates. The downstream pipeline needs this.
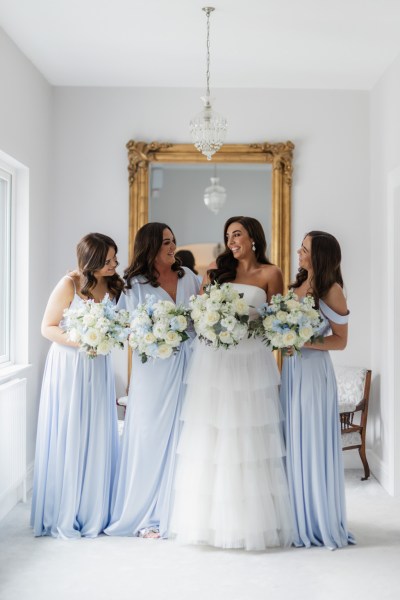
[105,267,200,538]
[280,299,355,549]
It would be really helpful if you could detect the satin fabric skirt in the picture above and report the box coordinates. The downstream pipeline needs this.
[31,343,119,538]
[105,342,192,538]
[280,349,355,549]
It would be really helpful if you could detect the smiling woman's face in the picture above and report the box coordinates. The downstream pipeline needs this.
[297,235,312,272]
[225,222,253,260]
[155,228,176,268]
[94,246,118,278]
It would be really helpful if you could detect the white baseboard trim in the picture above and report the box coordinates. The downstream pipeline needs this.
[368,450,394,495]
[0,460,34,523]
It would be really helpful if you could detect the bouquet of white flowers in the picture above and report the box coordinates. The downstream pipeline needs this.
[61,294,131,357]
[255,290,323,353]
[128,295,190,363]
[189,282,250,349]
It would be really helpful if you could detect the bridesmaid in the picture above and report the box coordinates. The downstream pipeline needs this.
[280,230,355,549]
[31,233,124,538]
[105,222,200,539]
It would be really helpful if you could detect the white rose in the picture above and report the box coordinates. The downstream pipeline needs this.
[299,325,313,341]
[262,315,276,331]
[174,315,187,331]
[82,328,101,347]
[219,331,233,344]
[164,330,181,347]
[286,299,301,311]
[233,298,249,316]
[96,339,114,355]
[143,332,156,345]
[157,344,173,359]
[205,310,220,326]
[282,330,298,347]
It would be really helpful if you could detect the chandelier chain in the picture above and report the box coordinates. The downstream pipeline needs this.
[205,7,211,96]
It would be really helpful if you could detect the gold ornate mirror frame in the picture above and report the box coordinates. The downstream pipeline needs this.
[127,140,294,290]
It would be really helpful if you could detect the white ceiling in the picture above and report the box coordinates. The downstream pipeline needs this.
[1,0,400,90]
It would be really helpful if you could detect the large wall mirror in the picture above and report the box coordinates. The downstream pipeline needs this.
[127,141,294,290]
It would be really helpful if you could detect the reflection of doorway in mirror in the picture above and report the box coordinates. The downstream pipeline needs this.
[176,242,223,277]
[149,163,272,254]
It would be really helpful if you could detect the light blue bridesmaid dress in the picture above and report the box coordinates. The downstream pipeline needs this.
[30,279,119,538]
[105,267,200,538]
[280,299,355,549]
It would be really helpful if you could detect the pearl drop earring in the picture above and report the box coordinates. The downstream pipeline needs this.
[252,242,256,252]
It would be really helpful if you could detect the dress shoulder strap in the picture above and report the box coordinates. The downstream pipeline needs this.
[319,299,349,325]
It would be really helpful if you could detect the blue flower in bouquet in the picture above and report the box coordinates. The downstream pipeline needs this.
[129,295,190,363]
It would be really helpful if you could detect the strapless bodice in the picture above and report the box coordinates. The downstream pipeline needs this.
[231,283,266,320]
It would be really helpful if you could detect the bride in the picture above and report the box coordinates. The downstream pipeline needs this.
[170,216,293,551]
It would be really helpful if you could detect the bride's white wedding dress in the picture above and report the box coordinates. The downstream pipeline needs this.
[170,283,293,551]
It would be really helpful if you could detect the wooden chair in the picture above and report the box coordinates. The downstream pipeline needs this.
[334,366,372,481]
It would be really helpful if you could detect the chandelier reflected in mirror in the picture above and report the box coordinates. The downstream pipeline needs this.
[204,165,227,214]
[190,7,227,161]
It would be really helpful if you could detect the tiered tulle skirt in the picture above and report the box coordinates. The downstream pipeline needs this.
[170,337,294,551]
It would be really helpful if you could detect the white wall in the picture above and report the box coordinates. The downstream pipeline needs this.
[0,28,53,483]
[0,25,374,494]
[370,53,400,494]
[52,87,371,430]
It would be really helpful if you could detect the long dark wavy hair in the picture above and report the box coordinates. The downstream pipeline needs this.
[175,249,198,275]
[208,216,272,284]
[76,233,124,300]
[124,222,184,288]
[291,230,344,307]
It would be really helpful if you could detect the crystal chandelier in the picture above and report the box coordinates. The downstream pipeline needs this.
[190,7,227,161]
[204,165,227,214]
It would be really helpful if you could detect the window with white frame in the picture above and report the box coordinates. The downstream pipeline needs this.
[0,166,12,365]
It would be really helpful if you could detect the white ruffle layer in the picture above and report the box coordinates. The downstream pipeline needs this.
[170,337,294,551]
[185,337,281,391]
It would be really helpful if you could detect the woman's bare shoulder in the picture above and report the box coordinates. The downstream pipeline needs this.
[259,263,283,282]
[323,283,348,314]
